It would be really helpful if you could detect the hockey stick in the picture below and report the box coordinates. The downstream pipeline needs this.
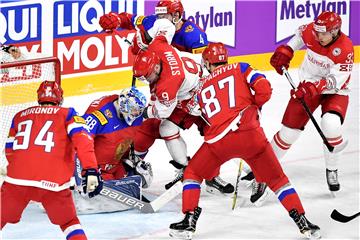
[111,29,137,87]
[100,180,182,213]
[281,67,347,153]
[232,159,244,210]
[331,209,360,223]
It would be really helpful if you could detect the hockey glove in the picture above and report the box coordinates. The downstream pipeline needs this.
[82,168,103,198]
[270,45,294,75]
[135,161,153,188]
[291,80,327,100]
[99,12,121,32]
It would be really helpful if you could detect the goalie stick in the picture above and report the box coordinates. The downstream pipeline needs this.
[330,209,360,223]
[100,180,182,213]
[281,67,348,153]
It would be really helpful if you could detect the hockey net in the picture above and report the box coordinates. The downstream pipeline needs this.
[0,56,61,168]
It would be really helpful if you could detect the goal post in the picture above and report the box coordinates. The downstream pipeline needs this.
[0,56,61,168]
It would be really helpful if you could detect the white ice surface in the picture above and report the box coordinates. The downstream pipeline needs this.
[1,66,359,240]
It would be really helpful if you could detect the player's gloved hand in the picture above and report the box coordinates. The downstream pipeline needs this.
[135,161,153,188]
[81,168,103,198]
[99,12,121,32]
[270,45,294,75]
[291,80,327,99]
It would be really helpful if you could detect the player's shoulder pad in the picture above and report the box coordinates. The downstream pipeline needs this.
[66,107,79,121]
[91,110,108,125]
[141,14,158,30]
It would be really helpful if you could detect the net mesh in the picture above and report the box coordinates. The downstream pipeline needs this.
[0,54,60,168]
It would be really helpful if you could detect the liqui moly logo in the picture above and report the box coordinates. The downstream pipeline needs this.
[276,0,350,42]
[0,0,145,74]
[183,0,235,47]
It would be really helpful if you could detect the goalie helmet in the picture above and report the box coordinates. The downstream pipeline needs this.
[202,42,228,65]
[313,11,341,33]
[118,87,147,125]
[37,81,63,105]
[133,50,161,84]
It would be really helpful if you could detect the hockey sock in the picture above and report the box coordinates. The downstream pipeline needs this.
[182,181,201,213]
[275,184,304,214]
[271,132,291,160]
[61,220,87,240]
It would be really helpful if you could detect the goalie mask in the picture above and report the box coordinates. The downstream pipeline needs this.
[37,81,63,105]
[118,87,147,125]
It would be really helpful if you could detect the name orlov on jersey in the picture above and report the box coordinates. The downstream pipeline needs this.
[276,0,350,42]
[183,0,236,47]
[0,0,145,74]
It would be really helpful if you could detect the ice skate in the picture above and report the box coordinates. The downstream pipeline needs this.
[289,209,321,239]
[169,207,202,239]
[205,176,234,194]
[250,180,270,207]
[326,169,340,192]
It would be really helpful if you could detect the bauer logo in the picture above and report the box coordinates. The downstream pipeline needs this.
[276,0,350,42]
[183,0,235,47]
[0,3,41,44]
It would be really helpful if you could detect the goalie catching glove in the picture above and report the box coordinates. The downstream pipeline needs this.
[81,168,103,198]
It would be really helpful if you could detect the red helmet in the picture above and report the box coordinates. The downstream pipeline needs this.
[155,0,184,16]
[313,11,342,33]
[133,50,161,83]
[202,42,228,64]
[37,81,63,105]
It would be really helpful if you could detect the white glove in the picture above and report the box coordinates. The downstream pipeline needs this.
[135,161,153,188]
[81,169,103,198]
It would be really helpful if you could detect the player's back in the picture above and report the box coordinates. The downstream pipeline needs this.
[6,105,76,186]
[198,63,255,143]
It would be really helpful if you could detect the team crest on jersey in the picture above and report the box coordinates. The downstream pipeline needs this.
[185,25,194,32]
[332,48,341,57]
[92,110,108,125]
[104,109,113,118]
[73,116,86,124]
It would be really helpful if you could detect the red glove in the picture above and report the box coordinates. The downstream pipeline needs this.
[251,78,272,108]
[291,80,327,99]
[99,12,121,32]
[270,45,294,75]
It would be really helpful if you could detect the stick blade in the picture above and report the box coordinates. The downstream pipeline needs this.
[331,209,360,223]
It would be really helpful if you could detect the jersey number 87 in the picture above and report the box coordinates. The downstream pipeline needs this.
[200,76,236,118]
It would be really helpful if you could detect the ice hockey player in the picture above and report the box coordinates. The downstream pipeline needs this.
[73,87,154,214]
[269,11,353,192]
[99,0,234,195]
[99,0,208,54]
[1,81,102,240]
[169,42,321,240]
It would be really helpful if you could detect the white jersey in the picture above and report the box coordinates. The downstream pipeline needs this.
[287,23,354,95]
[147,37,204,119]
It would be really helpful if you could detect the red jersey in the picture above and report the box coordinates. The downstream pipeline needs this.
[5,106,97,191]
[198,62,272,143]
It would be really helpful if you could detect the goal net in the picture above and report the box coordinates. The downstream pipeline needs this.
[0,55,61,168]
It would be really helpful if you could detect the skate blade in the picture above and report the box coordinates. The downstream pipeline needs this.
[303,229,321,239]
[169,229,193,240]
[205,186,231,195]
[253,189,270,207]
[329,191,337,198]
